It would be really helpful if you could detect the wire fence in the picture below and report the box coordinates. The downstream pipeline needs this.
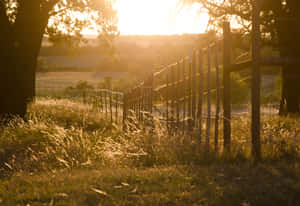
[36,19,299,161]
[51,88,124,124]
[123,21,299,160]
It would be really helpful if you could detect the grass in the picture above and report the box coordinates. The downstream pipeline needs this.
[0,98,299,205]
[1,164,300,205]
[36,72,129,96]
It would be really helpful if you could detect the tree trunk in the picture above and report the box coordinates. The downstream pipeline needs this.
[0,1,48,119]
[0,54,28,118]
[0,41,41,119]
[0,8,27,118]
[277,16,300,114]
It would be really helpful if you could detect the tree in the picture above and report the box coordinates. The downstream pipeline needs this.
[0,0,117,118]
[182,0,300,114]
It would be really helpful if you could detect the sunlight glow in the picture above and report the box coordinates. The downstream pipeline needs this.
[114,0,208,35]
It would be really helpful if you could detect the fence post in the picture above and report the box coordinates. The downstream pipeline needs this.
[166,65,169,132]
[105,90,108,120]
[197,49,204,144]
[139,85,143,122]
[109,90,113,124]
[100,90,103,112]
[188,49,193,133]
[214,42,220,153]
[223,22,231,152]
[252,0,261,162]
[206,44,212,151]
[83,90,87,104]
[182,59,186,134]
[137,86,140,121]
[171,64,175,131]
[192,50,197,128]
[150,73,154,114]
[123,92,127,131]
[115,93,118,123]
[176,62,180,132]
[134,88,138,118]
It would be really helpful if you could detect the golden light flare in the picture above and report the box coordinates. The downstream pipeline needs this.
[114,0,208,35]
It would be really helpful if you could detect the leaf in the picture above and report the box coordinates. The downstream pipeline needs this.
[56,193,69,198]
[81,158,92,166]
[56,157,70,168]
[4,163,12,170]
[91,187,108,196]
[130,187,137,193]
[121,182,130,187]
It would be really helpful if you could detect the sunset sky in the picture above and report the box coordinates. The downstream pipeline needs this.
[114,0,208,35]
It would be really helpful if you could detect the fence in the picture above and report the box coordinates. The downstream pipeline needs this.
[35,10,298,161]
[64,88,124,124]
[123,16,299,161]
[124,23,232,154]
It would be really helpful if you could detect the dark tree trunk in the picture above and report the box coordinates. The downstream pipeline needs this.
[0,4,27,118]
[0,1,48,118]
[277,2,300,114]
[0,51,28,118]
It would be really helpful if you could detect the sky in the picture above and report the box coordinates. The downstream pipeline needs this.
[113,0,208,35]
[80,0,209,36]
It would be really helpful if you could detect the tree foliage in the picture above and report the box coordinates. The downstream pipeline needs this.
[1,0,117,46]
[0,0,118,118]
[181,0,300,113]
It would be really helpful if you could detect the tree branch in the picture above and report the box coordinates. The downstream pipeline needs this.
[198,0,251,20]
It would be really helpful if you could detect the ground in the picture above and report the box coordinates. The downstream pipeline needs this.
[0,98,299,205]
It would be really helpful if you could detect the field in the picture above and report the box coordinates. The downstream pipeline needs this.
[36,72,130,94]
[0,98,299,205]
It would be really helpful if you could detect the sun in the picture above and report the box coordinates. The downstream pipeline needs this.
[114,0,208,35]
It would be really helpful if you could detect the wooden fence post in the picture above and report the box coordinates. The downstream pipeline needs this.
[182,59,186,134]
[197,49,204,144]
[123,92,127,131]
[206,45,212,151]
[140,84,143,122]
[176,62,180,132]
[100,90,103,112]
[171,64,175,131]
[150,73,154,114]
[83,90,87,104]
[166,65,169,132]
[192,50,197,130]
[214,42,220,153]
[188,49,192,132]
[105,90,108,120]
[137,86,140,121]
[115,93,118,123]
[109,90,113,124]
[252,0,261,161]
[223,22,232,152]
[135,88,138,118]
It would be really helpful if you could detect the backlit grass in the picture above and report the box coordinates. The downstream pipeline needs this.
[0,98,299,205]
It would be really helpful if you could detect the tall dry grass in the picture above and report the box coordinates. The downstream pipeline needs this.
[0,98,299,176]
